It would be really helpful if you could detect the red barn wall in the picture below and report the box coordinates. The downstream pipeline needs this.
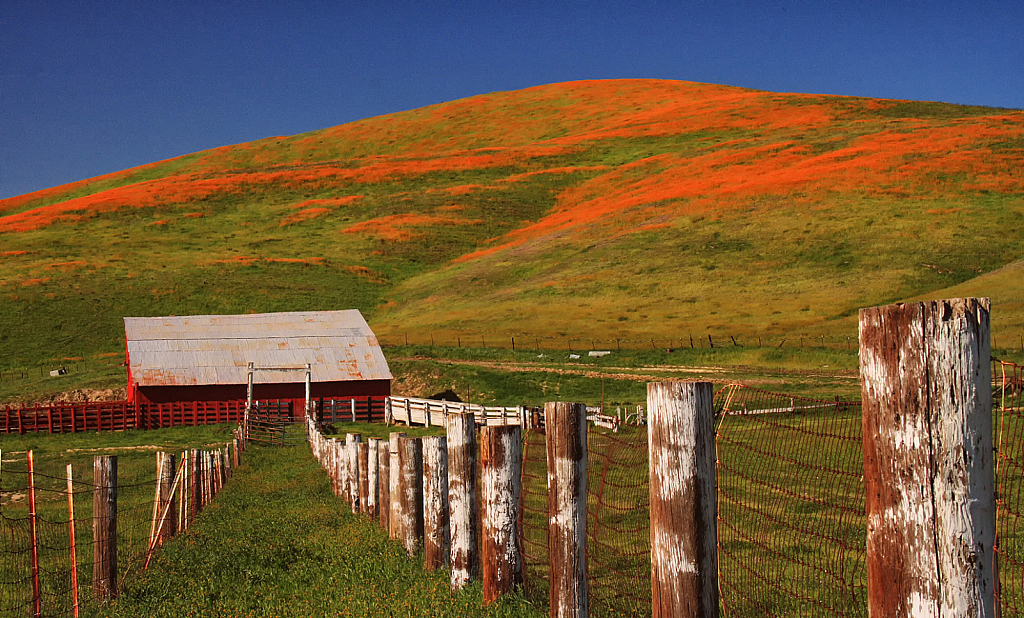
[134,379,391,413]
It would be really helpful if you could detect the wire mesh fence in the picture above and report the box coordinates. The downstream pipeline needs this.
[996,359,1024,613]
[715,385,866,617]
[0,436,242,618]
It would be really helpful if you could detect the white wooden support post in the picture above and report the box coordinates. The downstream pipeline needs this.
[447,411,479,590]
[351,398,357,423]
[860,298,995,618]
[304,363,311,418]
[389,432,405,540]
[367,438,381,519]
[647,381,718,618]
[480,425,523,603]
[346,433,362,513]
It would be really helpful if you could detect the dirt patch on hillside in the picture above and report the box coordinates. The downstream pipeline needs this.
[5,388,127,406]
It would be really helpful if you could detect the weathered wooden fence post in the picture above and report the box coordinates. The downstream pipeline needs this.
[860,298,996,617]
[379,437,391,530]
[367,438,381,520]
[93,455,118,601]
[480,425,523,603]
[422,436,450,571]
[447,411,480,590]
[398,436,424,555]
[388,432,405,539]
[346,433,362,513]
[545,402,589,618]
[860,298,995,613]
[157,451,177,543]
[358,442,370,517]
[647,381,718,618]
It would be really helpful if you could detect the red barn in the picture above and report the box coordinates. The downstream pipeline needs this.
[124,310,392,419]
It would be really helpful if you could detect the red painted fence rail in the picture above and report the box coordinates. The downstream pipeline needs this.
[1,397,390,434]
[1,400,247,434]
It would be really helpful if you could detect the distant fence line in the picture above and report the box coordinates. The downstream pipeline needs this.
[381,330,1024,353]
[0,429,245,617]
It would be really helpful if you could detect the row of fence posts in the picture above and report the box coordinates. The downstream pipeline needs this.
[14,426,247,616]
[311,297,996,617]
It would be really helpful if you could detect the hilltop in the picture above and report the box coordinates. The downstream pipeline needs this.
[2,79,1023,372]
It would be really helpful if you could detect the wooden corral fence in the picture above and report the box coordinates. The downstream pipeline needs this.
[0,400,250,435]
[137,401,246,429]
[384,396,529,428]
[2,401,135,434]
[317,396,388,424]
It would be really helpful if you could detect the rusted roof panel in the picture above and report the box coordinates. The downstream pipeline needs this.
[125,310,392,387]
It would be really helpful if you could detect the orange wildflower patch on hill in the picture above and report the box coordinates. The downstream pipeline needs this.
[47,261,89,271]
[289,196,364,209]
[280,208,332,226]
[210,256,326,266]
[1,250,31,257]
[456,118,1024,263]
[342,214,484,242]
[343,265,387,284]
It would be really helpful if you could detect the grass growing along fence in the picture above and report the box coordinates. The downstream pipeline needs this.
[88,443,542,618]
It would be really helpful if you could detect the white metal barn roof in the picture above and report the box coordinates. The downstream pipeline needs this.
[124,310,393,387]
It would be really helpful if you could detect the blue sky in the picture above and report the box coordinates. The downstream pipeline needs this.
[2,0,1022,200]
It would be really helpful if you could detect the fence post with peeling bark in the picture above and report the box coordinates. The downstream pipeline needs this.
[346,433,362,513]
[93,455,118,601]
[860,298,996,617]
[397,436,424,556]
[647,381,718,618]
[388,432,405,539]
[380,437,392,530]
[358,442,370,517]
[447,411,479,591]
[422,436,450,571]
[157,452,176,544]
[367,438,381,519]
[545,402,589,618]
[480,425,523,604]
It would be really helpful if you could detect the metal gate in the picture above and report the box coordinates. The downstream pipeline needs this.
[246,400,304,445]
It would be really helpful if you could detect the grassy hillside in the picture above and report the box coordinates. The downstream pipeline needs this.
[2,79,1022,379]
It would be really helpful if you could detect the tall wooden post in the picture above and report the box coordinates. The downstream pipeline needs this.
[422,436,450,571]
[480,425,523,603]
[398,436,424,556]
[93,455,118,601]
[860,298,995,617]
[647,381,718,618]
[346,433,361,513]
[358,442,370,517]
[380,438,392,530]
[367,438,381,520]
[388,432,405,538]
[157,452,177,543]
[447,412,480,590]
[545,402,589,618]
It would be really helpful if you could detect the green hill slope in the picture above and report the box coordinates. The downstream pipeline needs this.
[1,79,1022,371]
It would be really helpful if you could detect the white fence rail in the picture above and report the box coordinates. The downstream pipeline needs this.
[385,396,525,427]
